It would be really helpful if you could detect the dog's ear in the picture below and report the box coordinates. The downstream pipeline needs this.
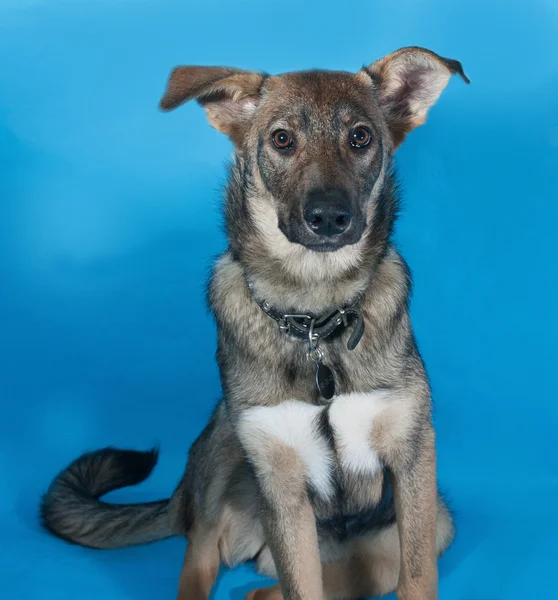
[159,66,265,145]
[365,47,469,147]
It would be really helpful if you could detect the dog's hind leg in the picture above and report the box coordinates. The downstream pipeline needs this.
[176,494,266,600]
[176,522,221,600]
[173,401,267,599]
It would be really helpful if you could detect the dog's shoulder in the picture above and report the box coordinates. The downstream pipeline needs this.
[208,252,267,331]
[209,252,245,312]
[356,245,412,332]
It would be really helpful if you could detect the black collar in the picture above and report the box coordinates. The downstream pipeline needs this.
[247,282,365,351]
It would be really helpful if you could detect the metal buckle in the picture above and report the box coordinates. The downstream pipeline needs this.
[278,314,312,335]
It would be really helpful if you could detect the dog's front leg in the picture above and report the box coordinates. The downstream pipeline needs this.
[237,411,324,600]
[391,423,438,600]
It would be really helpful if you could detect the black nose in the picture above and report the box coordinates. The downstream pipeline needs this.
[303,190,352,237]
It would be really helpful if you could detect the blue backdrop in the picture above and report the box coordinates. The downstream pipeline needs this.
[1,1,557,598]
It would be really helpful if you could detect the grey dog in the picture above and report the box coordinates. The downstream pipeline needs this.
[41,46,469,600]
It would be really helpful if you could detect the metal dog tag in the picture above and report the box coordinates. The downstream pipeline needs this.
[316,362,335,400]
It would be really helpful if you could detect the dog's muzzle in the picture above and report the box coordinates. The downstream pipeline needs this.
[286,188,364,252]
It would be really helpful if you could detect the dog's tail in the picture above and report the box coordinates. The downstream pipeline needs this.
[40,447,174,549]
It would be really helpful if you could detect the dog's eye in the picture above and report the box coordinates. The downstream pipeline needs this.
[350,126,372,149]
[272,129,294,150]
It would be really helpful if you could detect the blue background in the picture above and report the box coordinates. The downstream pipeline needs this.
[1,1,557,598]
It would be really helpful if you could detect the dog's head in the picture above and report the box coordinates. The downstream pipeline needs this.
[160,47,467,268]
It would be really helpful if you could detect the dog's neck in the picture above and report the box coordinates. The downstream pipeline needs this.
[234,226,384,316]
[247,273,369,316]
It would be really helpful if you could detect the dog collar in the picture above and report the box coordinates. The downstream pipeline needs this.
[248,283,365,350]
[246,281,366,401]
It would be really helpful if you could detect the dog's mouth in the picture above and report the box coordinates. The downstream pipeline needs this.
[278,220,366,253]
[302,238,358,253]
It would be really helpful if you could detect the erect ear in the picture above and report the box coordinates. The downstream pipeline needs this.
[159,66,266,145]
[365,46,469,147]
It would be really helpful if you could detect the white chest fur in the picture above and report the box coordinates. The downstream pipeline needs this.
[237,391,394,501]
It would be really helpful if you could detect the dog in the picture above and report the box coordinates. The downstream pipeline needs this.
[41,46,469,600]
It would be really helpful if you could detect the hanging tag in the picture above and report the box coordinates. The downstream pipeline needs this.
[316,362,335,400]
[307,345,336,401]
[307,319,335,401]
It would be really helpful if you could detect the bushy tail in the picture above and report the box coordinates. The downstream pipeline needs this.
[40,447,174,549]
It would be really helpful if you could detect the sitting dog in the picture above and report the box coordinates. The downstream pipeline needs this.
[41,46,469,600]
